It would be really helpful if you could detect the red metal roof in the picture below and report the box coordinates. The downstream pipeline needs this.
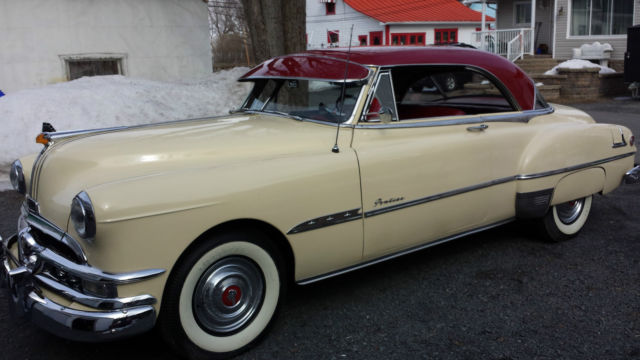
[241,47,534,110]
[345,0,495,23]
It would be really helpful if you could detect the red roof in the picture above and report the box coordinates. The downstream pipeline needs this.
[344,0,495,23]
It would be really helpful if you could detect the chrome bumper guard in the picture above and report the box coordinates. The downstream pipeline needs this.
[624,165,640,184]
[1,216,165,341]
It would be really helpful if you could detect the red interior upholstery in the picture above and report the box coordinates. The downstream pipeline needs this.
[398,105,465,120]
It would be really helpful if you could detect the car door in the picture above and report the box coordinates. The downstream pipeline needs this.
[353,66,522,260]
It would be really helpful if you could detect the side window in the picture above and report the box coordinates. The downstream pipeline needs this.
[389,66,516,121]
[364,72,398,122]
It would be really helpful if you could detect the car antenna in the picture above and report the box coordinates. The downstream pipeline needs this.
[332,24,354,154]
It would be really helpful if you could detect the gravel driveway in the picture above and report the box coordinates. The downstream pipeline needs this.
[1,99,639,360]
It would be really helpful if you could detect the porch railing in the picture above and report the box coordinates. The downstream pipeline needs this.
[469,29,533,61]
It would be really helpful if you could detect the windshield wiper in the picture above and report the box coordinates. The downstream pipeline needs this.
[228,108,247,114]
[254,109,303,121]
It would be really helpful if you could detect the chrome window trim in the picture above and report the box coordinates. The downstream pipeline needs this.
[361,64,523,113]
[240,78,369,126]
[297,218,514,285]
[355,107,553,129]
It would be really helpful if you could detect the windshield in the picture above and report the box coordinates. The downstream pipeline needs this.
[242,79,364,123]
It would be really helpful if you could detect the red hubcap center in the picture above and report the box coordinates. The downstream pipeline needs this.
[222,285,242,306]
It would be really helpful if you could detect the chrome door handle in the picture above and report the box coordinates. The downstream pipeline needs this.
[467,124,488,132]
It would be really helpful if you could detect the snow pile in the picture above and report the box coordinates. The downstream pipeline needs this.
[544,59,616,75]
[0,68,251,190]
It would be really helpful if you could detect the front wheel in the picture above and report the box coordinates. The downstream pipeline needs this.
[541,195,592,242]
[159,231,285,359]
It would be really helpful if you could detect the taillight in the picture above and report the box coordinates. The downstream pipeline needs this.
[631,135,635,147]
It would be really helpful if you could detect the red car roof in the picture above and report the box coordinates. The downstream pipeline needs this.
[344,0,495,23]
[240,47,535,111]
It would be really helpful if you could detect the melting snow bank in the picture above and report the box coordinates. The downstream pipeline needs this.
[544,59,616,75]
[0,68,251,190]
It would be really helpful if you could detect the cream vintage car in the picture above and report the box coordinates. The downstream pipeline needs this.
[2,47,639,359]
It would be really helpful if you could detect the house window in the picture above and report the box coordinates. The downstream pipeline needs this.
[570,0,633,35]
[370,31,383,46]
[328,30,339,45]
[61,55,125,81]
[325,3,336,15]
[391,33,426,46]
[515,1,532,25]
[359,35,368,46]
[434,29,457,44]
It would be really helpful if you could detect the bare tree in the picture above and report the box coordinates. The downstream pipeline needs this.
[239,0,305,64]
[208,0,251,68]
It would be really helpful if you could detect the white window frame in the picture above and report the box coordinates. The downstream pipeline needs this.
[514,1,532,26]
[59,53,128,81]
[566,0,634,39]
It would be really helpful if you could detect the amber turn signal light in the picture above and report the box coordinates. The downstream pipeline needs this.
[35,133,49,145]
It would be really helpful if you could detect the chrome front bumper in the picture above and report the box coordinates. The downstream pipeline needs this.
[1,207,165,342]
[624,165,640,184]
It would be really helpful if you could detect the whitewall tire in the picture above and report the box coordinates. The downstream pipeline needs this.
[542,195,592,241]
[159,232,285,359]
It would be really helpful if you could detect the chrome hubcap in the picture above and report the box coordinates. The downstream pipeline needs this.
[556,198,584,225]
[193,256,264,335]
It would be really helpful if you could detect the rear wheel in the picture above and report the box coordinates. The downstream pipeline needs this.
[542,195,592,242]
[159,231,285,359]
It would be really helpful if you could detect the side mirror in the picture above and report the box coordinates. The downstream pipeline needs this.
[378,107,393,124]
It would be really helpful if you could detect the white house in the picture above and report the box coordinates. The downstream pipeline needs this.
[0,0,211,94]
[468,0,639,61]
[306,0,494,49]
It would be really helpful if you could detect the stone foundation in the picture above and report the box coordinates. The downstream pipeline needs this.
[532,68,628,103]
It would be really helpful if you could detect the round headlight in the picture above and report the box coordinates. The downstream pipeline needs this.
[10,160,26,195]
[70,191,96,239]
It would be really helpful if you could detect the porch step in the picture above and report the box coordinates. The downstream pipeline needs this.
[515,56,560,76]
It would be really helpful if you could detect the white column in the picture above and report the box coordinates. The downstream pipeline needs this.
[481,0,486,50]
[531,0,536,54]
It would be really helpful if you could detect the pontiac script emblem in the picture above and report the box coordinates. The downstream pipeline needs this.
[374,196,404,207]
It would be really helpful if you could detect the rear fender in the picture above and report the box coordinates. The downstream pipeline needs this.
[550,168,605,206]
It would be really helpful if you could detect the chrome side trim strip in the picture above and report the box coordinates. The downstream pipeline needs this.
[355,108,553,129]
[36,274,157,310]
[288,151,635,234]
[516,152,636,180]
[297,218,514,285]
[45,114,232,143]
[287,208,362,235]
[37,246,165,284]
[18,231,165,285]
[365,176,514,218]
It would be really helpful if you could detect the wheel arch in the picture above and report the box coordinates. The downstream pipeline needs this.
[550,167,605,206]
[163,218,295,300]
[516,167,605,219]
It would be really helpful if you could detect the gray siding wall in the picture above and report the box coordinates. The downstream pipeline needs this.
[554,0,640,59]
[498,0,639,59]
[496,0,555,52]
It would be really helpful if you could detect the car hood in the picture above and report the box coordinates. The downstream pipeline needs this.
[31,113,340,227]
